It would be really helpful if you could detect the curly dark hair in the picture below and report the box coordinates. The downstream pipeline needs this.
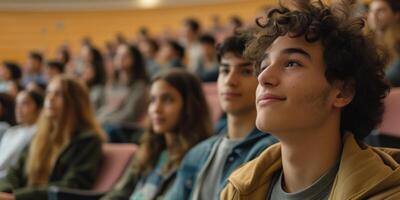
[246,0,390,140]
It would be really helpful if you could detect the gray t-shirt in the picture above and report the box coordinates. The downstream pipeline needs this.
[268,161,339,200]
[199,136,243,200]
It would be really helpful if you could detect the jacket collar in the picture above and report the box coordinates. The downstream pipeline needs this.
[228,132,400,199]
[330,134,400,199]
[217,127,269,147]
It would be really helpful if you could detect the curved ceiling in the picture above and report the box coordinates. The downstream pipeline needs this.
[0,0,252,11]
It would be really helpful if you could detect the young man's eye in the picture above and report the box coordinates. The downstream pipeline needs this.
[162,95,174,103]
[287,61,302,68]
[259,65,267,72]
[219,68,229,74]
[241,69,253,76]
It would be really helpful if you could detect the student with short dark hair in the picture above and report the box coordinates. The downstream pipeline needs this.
[194,34,219,82]
[221,0,398,199]
[21,51,46,87]
[45,60,64,82]
[182,18,202,73]
[0,62,22,97]
[156,40,186,69]
[165,35,277,200]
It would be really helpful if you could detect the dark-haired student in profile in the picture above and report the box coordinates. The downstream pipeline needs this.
[165,35,277,200]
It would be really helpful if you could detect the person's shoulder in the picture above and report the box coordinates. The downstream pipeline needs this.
[190,135,220,152]
[244,129,278,147]
[255,133,279,146]
[183,135,221,161]
[226,143,282,195]
[74,129,103,143]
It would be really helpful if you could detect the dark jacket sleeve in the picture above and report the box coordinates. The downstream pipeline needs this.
[101,160,139,200]
[0,148,29,193]
[1,132,103,200]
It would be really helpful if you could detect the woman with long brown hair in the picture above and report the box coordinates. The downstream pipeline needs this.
[102,69,212,200]
[96,44,149,126]
[0,75,106,200]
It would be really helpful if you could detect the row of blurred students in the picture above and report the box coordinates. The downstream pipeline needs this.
[0,59,65,98]
[0,30,224,132]
[0,67,219,200]
[0,76,106,199]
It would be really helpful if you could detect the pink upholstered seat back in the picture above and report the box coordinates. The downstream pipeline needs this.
[92,143,138,192]
[379,88,400,137]
[203,83,222,124]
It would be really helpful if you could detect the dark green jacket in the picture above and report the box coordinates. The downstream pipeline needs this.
[0,130,103,200]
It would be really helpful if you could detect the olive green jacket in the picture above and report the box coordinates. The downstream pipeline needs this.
[0,131,103,200]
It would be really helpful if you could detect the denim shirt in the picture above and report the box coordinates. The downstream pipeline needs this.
[165,127,278,200]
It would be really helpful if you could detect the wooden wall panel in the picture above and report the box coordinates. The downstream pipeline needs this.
[0,0,276,63]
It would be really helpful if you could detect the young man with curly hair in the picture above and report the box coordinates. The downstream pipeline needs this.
[221,0,399,199]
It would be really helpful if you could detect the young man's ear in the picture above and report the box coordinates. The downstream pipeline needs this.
[332,80,355,108]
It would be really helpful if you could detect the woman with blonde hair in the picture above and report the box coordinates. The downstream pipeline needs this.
[0,75,106,200]
[102,69,212,200]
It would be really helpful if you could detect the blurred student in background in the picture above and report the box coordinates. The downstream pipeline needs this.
[138,38,160,78]
[194,34,219,82]
[0,62,22,97]
[96,44,149,142]
[0,93,16,140]
[0,76,106,200]
[80,46,107,111]
[45,61,64,82]
[181,18,202,72]
[21,51,46,88]
[0,90,43,180]
[156,40,186,70]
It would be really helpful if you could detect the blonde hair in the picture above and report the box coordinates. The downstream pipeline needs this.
[26,75,106,186]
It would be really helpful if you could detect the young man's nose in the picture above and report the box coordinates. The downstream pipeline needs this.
[257,64,279,87]
[225,71,240,86]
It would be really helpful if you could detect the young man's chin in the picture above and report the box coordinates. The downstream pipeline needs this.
[222,105,246,115]
[255,116,279,133]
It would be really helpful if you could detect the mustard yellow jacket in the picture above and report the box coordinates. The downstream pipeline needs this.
[221,133,400,200]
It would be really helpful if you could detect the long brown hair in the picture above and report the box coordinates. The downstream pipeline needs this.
[26,75,106,186]
[136,69,212,175]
